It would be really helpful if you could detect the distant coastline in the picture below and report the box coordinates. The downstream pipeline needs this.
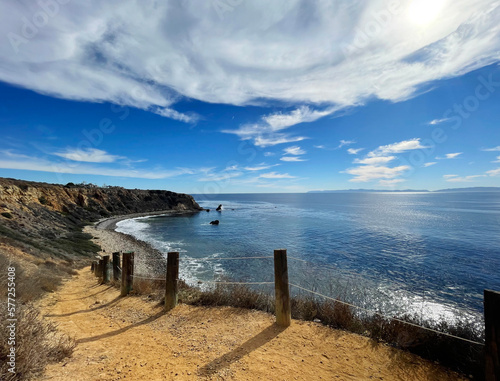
[308,186,500,193]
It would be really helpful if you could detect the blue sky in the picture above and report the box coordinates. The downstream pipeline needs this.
[0,0,499,193]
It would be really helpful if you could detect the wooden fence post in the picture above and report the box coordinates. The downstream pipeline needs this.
[120,252,134,296]
[274,249,291,327]
[485,289,500,381]
[165,252,179,311]
[101,255,110,284]
[98,259,104,280]
[91,261,94,272]
[112,252,121,281]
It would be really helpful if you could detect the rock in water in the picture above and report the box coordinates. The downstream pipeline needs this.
[216,204,222,211]
[210,220,220,225]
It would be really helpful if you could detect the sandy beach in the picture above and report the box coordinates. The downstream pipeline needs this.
[85,210,197,277]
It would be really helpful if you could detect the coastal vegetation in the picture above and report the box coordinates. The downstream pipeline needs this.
[0,177,201,380]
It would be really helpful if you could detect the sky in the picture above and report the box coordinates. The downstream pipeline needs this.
[0,0,499,193]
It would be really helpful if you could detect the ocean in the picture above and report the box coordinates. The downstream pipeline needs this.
[115,191,500,326]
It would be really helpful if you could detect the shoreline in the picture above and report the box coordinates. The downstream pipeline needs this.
[87,209,200,276]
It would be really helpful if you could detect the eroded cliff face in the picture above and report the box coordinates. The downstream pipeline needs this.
[0,178,201,261]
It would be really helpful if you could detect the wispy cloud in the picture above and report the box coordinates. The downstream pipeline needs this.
[423,162,437,167]
[53,148,123,163]
[0,154,195,179]
[368,139,428,157]
[482,146,500,152]
[223,106,332,147]
[436,152,463,159]
[153,107,199,124]
[379,179,406,186]
[244,163,279,171]
[338,140,356,148]
[259,172,296,179]
[345,164,410,183]
[443,174,485,182]
[314,145,326,149]
[492,156,500,163]
[486,168,500,176]
[354,156,396,165]
[283,146,306,156]
[428,118,451,125]
[344,138,428,183]
[280,156,307,162]
[0,1,499,123]
[347,148,364,155]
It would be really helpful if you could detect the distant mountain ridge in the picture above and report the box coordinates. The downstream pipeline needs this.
[308,187,500,193]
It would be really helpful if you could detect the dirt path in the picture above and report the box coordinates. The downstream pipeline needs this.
[39,269,465,381]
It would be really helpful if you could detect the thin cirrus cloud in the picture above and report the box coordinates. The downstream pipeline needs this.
[280,156,307,162]
[0,153,195,179]
[223,106,334,147]
[482,146,500,151]
[436,152,463,159]
[423,162,437,167]
[428,117,451,125]
[443,174,485,182]
[338,140,356,148]
[283,146,306,156]
[0,1,498,125]
[344,138,428,184]
[347,148,364,155]
[259,172,296,179]
[53,148,123,163]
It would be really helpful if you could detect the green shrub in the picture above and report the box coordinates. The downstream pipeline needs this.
[1,212,13,219]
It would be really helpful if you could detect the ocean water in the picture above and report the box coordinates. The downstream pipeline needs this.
[116,191,500,325]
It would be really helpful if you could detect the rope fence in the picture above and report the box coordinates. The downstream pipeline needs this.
[91,248,499,378]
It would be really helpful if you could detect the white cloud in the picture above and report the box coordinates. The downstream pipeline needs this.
[428,118,451,125]
[0,155,194,179]
[1,1,498,123]
[379,179,406,186]
[344,138,428,183]
[244,163,279,171]
[368,138,428,157]
[345,164,410,182]
[263,152,275,157]
[153,107,198,123]
[492,156,500,163]
[482,146,500,152]
[423,162,437,167]
[283,146,306,156]
[280,156,307,162]
[198,171,243,182]
[354,156,396,165]
[314,145,326,149]
[443,174,485,182]
[437,152,463,159]
[338,140,356,148]
[259,172,296,179]
[347,148,364,155]
[53,148,123,163]
[223,106,332,147]
[487,168,500,176]
[253,134,308,148]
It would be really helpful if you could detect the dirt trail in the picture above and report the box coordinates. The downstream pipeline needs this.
[38,269,465,381]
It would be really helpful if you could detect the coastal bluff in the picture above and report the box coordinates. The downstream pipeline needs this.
[0,177,201,261]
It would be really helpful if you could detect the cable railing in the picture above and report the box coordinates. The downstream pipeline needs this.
[91,247,498,375]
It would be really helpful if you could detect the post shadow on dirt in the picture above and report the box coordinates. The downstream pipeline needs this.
[76,310,165,344]
[44,295,122,318]
[198,323,286,377]
[57,285,115,302]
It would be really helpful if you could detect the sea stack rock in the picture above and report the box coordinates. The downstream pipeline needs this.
[210,220,220,225]
[216,204,222,211]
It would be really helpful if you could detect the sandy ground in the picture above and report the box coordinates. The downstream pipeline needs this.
[35,219,468,380]
[37,274,466,380]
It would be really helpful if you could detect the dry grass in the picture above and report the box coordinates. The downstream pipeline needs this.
[0,253,77,380]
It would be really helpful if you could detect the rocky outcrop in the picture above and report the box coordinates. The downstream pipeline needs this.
[0,177,202,261]
[209,220,220,225]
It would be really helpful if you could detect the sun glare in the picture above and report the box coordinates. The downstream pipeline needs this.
[408,0,447,25]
